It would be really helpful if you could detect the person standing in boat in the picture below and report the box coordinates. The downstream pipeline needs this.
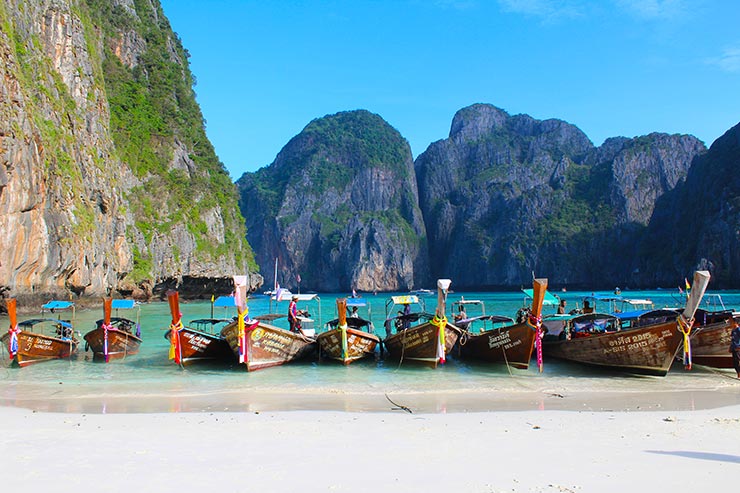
[730,323,740,378]
[557,299,567,314]
[288,296,301,332]
[454,304,467,323]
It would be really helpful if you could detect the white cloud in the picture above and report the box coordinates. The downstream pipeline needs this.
[708,47,740,73]
[497,0,584,20]
[614,0,690,21]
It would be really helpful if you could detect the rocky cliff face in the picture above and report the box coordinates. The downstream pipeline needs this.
[237,110,428,292]
[415,104,705,288]
[639,122,740,287]
[0,0,258,304]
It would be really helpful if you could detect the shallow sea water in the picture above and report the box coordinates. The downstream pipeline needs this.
[1,289,739,413]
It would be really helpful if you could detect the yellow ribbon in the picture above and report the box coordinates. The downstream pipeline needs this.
[432,315,448,363]
[677,314,694,370]
[237,307,248,364]
[168,320,183,361]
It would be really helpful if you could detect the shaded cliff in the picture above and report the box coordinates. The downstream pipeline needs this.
[0,0,258,303]
[640,122,740,287]
[237,110,428,292]
[415,104,705,288]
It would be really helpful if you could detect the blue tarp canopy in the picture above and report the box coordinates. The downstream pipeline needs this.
[111,299,136,309]
[213,295,237,307]
[347,298,367,307]
[615,309,652,320]
[42,300,74,310]
[522,289,560,306]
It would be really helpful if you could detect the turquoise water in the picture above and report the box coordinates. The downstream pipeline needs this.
[1,289,739,413]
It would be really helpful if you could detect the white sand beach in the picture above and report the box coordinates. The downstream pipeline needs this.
[2,394,739,493]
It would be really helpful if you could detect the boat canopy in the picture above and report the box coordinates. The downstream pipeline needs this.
[274,293,319,302]
[522,289,560,306]
[214,295,237,307]
[390,295,419,305]
[111,299,136,309]
[19,318,73,328]
[346,297,367,307]
[42,300,74,310]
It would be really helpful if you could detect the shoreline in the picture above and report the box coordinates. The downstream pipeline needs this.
[3,385,739,415]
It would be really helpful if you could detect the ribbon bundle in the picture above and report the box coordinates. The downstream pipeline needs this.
[432,315,448,364]
[7,325,20,358]
[527,312,544,373]
[168,318,183,365]
[678,314,694,370]
[102,322,113,363]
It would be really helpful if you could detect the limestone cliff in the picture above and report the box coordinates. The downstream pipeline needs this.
[640,122,740,287]
[237,110,428,292]
[415,104,705,288]
[0,0,258,304]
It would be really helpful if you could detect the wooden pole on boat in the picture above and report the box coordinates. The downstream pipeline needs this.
[337,298,349,364]
[679,270,710,370]
[434,279,452,364]
[103,297,113,363]
[167,290,183,366]
[530,278,548,373]
[6,298,19,358]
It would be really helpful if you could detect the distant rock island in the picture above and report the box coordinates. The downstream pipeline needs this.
[239,104,739,291]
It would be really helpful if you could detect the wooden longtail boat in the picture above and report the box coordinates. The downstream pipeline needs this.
[317,298,380,364]
[164,293,235,366]
[384,279,462,368]
[683,308,737,368]
[542,271,710,376]
[1,299,78,367]
[220,276,316,372]
[84,298,142,362]
[458,278,548,370]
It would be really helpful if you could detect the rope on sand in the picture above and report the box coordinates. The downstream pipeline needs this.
[385,393,413,414]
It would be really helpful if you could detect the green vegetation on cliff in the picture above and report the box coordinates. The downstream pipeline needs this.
[83,0,256,279]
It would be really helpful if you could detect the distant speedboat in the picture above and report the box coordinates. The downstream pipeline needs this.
[409,289,434,297]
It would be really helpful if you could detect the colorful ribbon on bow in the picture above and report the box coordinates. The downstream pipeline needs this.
[102,322,113,363]
[7,325,20,359]
[678,314,694,370]
[432,315,448,364]
[7,298,19,359]
[168,317,183,365]
[527,312,544,373]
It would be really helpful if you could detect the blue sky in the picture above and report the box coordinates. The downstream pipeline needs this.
[159,0,740,179]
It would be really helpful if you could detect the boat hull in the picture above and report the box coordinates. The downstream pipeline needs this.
[2,332,78,367]
[543,320,683,376]
[459,321,537,369]
[384,322,462,368]
[687,318,736,368]
[165,328,234,365]
[84,328,142,361]
[317,327,380,364]
[221,321,316,372]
